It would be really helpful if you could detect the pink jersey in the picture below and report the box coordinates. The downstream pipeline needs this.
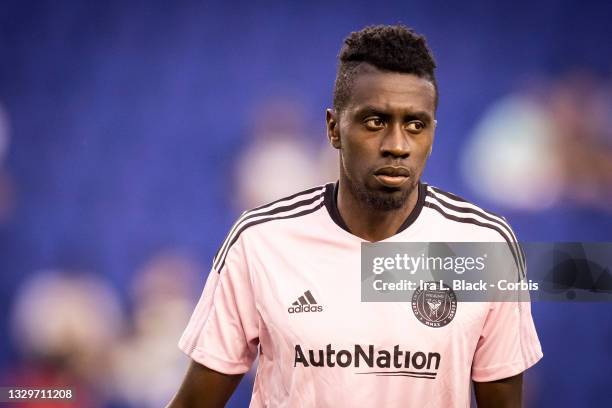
[179,182,542,407]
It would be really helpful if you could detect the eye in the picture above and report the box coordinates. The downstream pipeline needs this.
[364,117,385,130]
[406,121,425,132]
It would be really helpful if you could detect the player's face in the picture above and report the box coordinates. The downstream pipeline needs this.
[327,66,436,211]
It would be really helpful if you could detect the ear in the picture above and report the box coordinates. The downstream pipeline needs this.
[427,120,437,158]
[326,108,341,149]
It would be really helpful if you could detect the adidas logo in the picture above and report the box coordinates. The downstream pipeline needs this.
[288,290,323,314]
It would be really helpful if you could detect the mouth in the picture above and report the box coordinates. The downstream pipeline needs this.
[373,166,411,188]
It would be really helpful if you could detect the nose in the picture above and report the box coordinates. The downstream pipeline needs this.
[380,122,410,158]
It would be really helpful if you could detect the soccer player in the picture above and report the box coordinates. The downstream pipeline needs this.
[168,25,542,407]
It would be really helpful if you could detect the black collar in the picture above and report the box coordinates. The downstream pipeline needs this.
[323,181,426,235]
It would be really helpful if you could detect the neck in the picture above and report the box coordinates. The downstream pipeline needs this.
[336,177,420,242]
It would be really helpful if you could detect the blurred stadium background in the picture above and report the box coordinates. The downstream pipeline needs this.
[0,0,611,406]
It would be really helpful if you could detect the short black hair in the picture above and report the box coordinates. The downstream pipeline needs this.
[333,24,438,112]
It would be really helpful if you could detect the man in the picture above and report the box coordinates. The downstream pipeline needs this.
[168,25,542,407]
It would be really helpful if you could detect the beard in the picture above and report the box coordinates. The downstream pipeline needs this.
[344,172,416,212]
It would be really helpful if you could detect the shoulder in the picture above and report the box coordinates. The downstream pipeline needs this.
[212,184,328,273]
[422,184,518,240]
[422,183,525,277]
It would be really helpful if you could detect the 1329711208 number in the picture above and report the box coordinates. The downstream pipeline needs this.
[1,387,74,402]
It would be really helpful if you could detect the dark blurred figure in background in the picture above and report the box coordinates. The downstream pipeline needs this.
[462,70,612,211]
[0,102,15,224]
[549,72,612,210]
[234,96,335,210]
[5,251,201,408]
[109,250,200,408]
[7,270,124,407]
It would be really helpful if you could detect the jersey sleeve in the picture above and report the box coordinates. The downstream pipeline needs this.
[471,257,543,381]
[178,235,259,375]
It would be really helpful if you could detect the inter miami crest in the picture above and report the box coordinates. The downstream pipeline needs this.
[412,281,457,328]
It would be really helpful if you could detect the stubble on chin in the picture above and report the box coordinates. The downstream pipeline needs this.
[345,176,416,212]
